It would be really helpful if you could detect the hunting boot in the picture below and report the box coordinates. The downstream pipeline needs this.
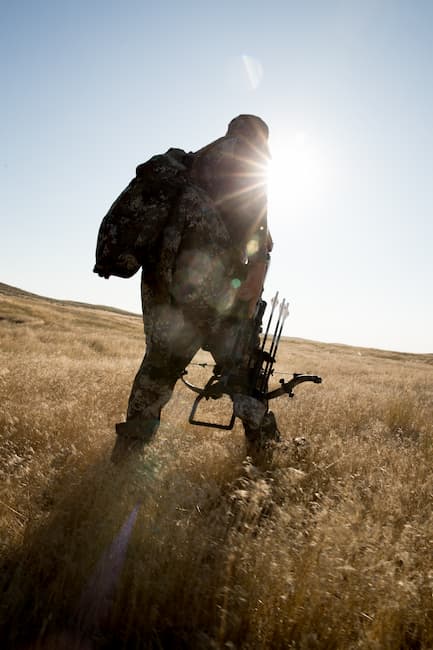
[244,411,281,466]
[111,419,159,464]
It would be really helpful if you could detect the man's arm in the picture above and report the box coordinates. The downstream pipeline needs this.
[237,228,273,316]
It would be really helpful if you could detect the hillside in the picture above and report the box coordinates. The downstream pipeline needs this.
[0,281,140,318]
[1,281,430,361]
[1,283,433,649]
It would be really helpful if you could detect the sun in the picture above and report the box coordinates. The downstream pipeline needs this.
[267,130,328,214]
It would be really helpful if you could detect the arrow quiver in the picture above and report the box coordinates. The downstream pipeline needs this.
[181,293,322,429]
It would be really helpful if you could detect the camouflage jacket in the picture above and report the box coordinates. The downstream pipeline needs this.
[94,123,271,286]
[94,148,192,280]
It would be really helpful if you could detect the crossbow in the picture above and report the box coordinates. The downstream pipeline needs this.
[181,293,322,429]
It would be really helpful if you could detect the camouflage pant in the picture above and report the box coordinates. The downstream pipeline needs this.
[119,281,266,439]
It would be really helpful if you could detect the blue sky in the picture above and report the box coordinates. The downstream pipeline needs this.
[2,0,432,352]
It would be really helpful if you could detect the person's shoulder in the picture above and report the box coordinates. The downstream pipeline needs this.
[165,148,193,168]
[135,148,192,180]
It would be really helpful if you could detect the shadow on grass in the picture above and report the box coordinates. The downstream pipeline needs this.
[0,443,269,650]
[0,452,176,648]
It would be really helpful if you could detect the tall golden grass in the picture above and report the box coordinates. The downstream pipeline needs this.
[1,285,433,649]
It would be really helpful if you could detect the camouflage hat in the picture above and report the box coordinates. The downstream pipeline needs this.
[226,114,269,141]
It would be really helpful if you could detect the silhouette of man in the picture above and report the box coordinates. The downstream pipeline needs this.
[94,115,275,462]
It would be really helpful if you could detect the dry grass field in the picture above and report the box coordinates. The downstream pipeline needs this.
[1,283,433,649]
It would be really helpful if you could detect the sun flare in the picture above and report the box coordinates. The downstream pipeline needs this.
[267,130,329,214]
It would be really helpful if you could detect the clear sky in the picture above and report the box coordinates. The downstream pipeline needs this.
[2,0,432,353]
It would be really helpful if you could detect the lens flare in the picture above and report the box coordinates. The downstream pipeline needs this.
[246,237,260,257]
[241,54,264,90]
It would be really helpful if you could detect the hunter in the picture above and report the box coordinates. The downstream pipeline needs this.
[94,115,276,463]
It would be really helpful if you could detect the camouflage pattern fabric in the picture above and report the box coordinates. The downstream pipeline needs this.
[94,115,273,443]
[123,185,260,439]
[124,285,268,440]
[94,148,192,280]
